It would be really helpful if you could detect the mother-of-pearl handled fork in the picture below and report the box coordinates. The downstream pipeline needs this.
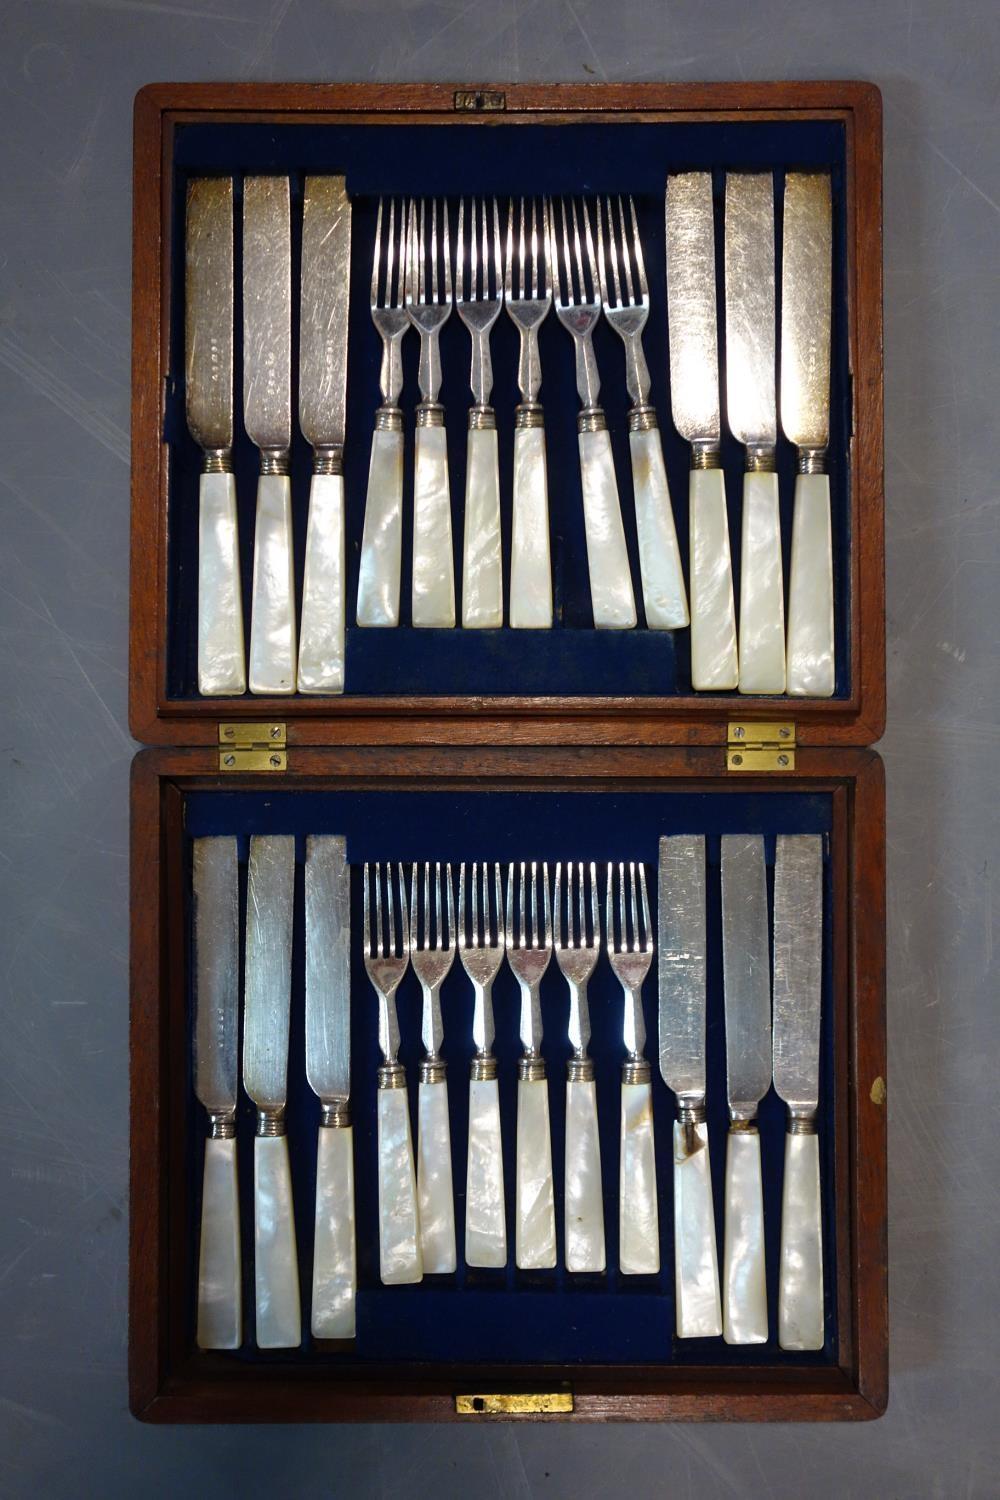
[458,862,508,1268]
[554,861,605,1274]
[505,196,554,627]
[607,861,659,1276]
[551,197,636,629]
[506,861,557,1269]
[410,862,457,1274]
[243,177,297,695]
[357,198,408,627]
[364,861,422,1284]
[599,195,688,631]
[456,198,504,627]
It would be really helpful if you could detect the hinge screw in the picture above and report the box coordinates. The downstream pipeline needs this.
[269,754,282,768]
[733,725,746,740]
[731,753,743,766]
[779,727,790,739]
[223,753,236,767]
[223,726,235,739]
[270,725,281,739]
[777,753,789,767]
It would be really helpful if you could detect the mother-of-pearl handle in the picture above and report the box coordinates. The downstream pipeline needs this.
[510,421,552,628]
[565,1076,605,1273]
[515,1076,557,1269]
[577,426,637,629]
[722,1127,767,1344]
[628,426,688,630]
[673,1120,722,1337]
[786,472,835,697]
[311,1123,356,1339]
[412,421,455,628]
[466,1075,507,1268]
[689,466,738,691]
[297,472,345,694]
[377,1084,423,1285]
[197,470,246,695]
[357,422,404,627]
[462,424,503,628]
[620,1080,659,1275]
[778,1128,824,1349]
[248,473,297,695]
[253,1133,301,1348]
[196,1135,242,1349]
[737,469,785,695]
[417,1079,457,1274]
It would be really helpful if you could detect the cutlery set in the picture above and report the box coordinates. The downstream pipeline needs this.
[192,833,825,1354]
[185,172,835,699]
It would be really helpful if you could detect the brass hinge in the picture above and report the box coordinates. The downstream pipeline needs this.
[456,1392,574,1416]
[727,721,796,772]
[454,88,506,112]
[218,723,287,772]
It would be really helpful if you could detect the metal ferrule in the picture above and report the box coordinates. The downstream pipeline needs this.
[468,404,496,432]
[746,444,776,473]
[375,404,404,433]
[515,402,544,430]
[567,1054,594,1083]
[259,447,290,476]
[419,1056,447,1085]
[627,404,659,434]
[518,1053,546,1083]
[690,441,721,470]
[256,1107,286,1138]
[798,445,827,475]
[729,1117,759,1134]
[312,444,343,476]
[377,1061,407,1091]
[202,447,233,475]
[416,402,445,429]
[470,1053,497,1082]
[788,1112,818,1135]
[622,1056,650,1085]
[320,1100,351,1129]
[677,1098,707,1159]
[577,407,607,435]
[207,1111,237,1139]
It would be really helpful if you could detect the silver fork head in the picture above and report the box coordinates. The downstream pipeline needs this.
[505,860,552,1056]
[550,195,602,410]
[370,197,410,406]
[455,196,502,405]
[406,197,451,402]
[457,861,505,1056]
[363,860,410,1062]
[554,859,601,986]
[409,861,455,1057]
[598,194,651,407]
[606,860,653,1060]
[505,196,551,403]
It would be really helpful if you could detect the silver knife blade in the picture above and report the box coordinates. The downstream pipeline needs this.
[243,175,292,454]
[724,174,776,451]
[299,177,351,452]
[780,173,832,451]
[665,173,720,446]
[658,834,707,1101]
[192,837,240,1117]
[772,834,824,1116]
[721,835,772,1118]
[243,834,296,1113]
[305,836,351,1105]
[185,177,234,454]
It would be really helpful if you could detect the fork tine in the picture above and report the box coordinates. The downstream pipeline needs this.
[505,863,514,948]
[629,860,640,952]
[363,860,372,955]
[435,860,443,950]
[504,198,514,300]
[577,860,586,947]
[456,197,465,303]
[542,860,552,946]
[430,198,439,303]
[638,861,651,951]
[444,197,453,301]
[530,197,538,298]
[445,861,455,949]
[603,195,619,307]
[569,196,586,302]
[554,861,564,948]
[628,194,647,302]
[372,198,384,306]
[397,199,408,307]
[541,197,552,300]
[398,860,409,953]
[385,859,395,957]
[585,197,601,303]
[590,860,600,945]
[492,196,501,299]
[492,862,502,947]
[605,863,614,953]
[618,860,627,951]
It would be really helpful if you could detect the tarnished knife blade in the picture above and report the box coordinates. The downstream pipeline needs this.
[721,835,772,1117]
[658,834,707,1099]
[725,174,776,450]
[192,837,239,1117]
[243,835,296,1113]
[772,835,824,1116]
[780,174,832,451]
[299,177,351,451]
[305,836,351,1105]
[665,174,720,446]
[185,178,233,454]
[243,176,292,453]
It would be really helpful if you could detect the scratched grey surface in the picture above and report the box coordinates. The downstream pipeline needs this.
[1,2,998,1496]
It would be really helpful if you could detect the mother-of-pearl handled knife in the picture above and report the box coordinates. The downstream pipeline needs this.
[298,179,351,694]
[305,837,356,1338]
[244,177,296,695]
[185,178,246,696]
[725,175,786,695]
[244,835,301,1348]
[782,174,835,697]
[773,834,825,1350]
[666,174,738,691]
[658,835,722,1338]
[720,835,771,1343]
[192,838,242,1349]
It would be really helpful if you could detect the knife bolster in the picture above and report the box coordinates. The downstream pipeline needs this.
[797,445,827,475]
[375,404,404,432]
[207,1110,237,1139]
[622,1056,650,1085]
[256,1107,286,1138]
[202,447,232,474]
[259,447,290,476]
[745,444,776,473]
[470,1053,498,1082]
[729,1117,759,1134]
[567,1054,594,1083]
[312,443,343,476]
[377,1061,407,1091]
[320,1101,351,1128]
[676,1100,707,1160]
[415,401,445,428]
[788,1113,818,1135]
[690,440,721,469]
[627,403,658,433]
[419,1056,446,1085]
[518,1054,546,1083]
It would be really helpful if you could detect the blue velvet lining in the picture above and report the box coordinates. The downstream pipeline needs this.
[182,786,838,1368]
[165,120,851,699]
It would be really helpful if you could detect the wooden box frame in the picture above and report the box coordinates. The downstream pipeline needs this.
[128,81,888,1423]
